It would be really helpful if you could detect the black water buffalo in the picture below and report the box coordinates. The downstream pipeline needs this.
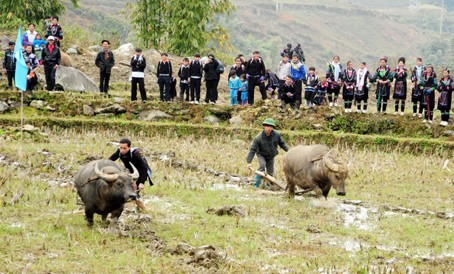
[283,145,348,199]
[74,159,139,226]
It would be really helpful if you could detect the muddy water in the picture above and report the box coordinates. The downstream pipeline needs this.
[337,203,378,231]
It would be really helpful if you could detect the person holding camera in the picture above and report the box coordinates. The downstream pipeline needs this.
[203,54,219,104]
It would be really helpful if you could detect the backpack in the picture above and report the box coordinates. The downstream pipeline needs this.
[122,148,154,186]
[216,61,224,74]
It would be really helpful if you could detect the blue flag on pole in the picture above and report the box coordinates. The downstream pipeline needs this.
[14,26,28,92]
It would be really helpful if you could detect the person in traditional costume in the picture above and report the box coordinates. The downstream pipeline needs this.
[370,56,393,114]
[437,68,452,126]
[393,57,408,116]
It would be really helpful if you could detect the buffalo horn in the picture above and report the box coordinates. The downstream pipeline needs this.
[324,153,339,172]
[94,162,119,182]
[129,164,140,180]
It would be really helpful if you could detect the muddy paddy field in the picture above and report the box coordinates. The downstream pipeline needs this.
[0,126,453,273]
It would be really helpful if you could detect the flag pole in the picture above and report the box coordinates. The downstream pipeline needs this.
[13,25,27,140]
[21,90,24,140]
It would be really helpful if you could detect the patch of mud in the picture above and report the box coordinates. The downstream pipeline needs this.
[152,151,252,185]
[77,155,102,165]
[261,264,290,274]
[9,222,23,228]
[337,203,378,231]
[171,243,227,272]
[206,205,246,217]
[309,198,338,209]
[252,216,289,231]
[0,154,23,168]
[306,225,322,234]
[413,252,454,265]
[343,239,361,252]
[111,219,165,251]
[209,183,244,191]
[382,205,454,220]
[237,194,267,202]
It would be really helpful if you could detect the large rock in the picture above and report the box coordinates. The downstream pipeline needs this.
[30,100,45,109]
[145,49,161,59]
[229,115,244,126]
[94,104,126,114]
[0,101,9,113]
[60,52,72,67]
[1,35,11,50]
[119,60,131,67]
[145,64,155,74]
[55,66,99,93]
[204,115,220,125]
[138,110,172,121]
[70,45,81,53]
[88,45,102,52]
[83,105,94,116]
[66,48,78,55]
[114,43,135,58]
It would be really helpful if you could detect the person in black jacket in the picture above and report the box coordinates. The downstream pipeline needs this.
[246,51,267,105]
[189,53,203,104]
[157,52,172,102]
[2,41,16,90]
[178,58,190,101]
[41,36,61,91]
[109,138,150,209]
[130,48,147,102]
[279,75,297,111]
[203,54,219,104]
[26,61,38,91]
[95,40,115,95]
[170,71,177,101]
[246,118,289,187]
[45,16,63,47]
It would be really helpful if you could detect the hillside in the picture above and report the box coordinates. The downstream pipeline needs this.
[58,0,454,70]
[223,0,454,69]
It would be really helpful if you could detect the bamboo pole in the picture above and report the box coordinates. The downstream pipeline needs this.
[248,167,287,190]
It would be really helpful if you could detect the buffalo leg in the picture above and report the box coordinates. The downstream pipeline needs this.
[287,179,296,199]
[85,209,94,227]
[110,208,123,227]
[314,186,323,198]
[322,185,332,200]
[101,214,108,223]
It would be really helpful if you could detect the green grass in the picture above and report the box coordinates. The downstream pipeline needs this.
[0,130,453,272]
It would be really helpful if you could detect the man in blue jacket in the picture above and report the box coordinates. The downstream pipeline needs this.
[290,54,306,111]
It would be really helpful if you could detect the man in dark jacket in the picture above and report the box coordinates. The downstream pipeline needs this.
[95,40,115,95]
[130,48,147,102]
[203,54,219,104]
[109,138,150,210]
[188,53,203,104]
[246,51,267,105]
[246,118,289,187]
[41,36,61,91]
[2,41,16,90]
[157,52,172,102]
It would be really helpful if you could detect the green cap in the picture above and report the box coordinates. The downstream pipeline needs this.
[262,118,276,127]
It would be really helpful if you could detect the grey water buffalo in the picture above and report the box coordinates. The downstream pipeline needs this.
[74,159,139,226]
[283,145,349,199]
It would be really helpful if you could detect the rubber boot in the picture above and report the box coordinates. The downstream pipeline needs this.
[254,175,261,188]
